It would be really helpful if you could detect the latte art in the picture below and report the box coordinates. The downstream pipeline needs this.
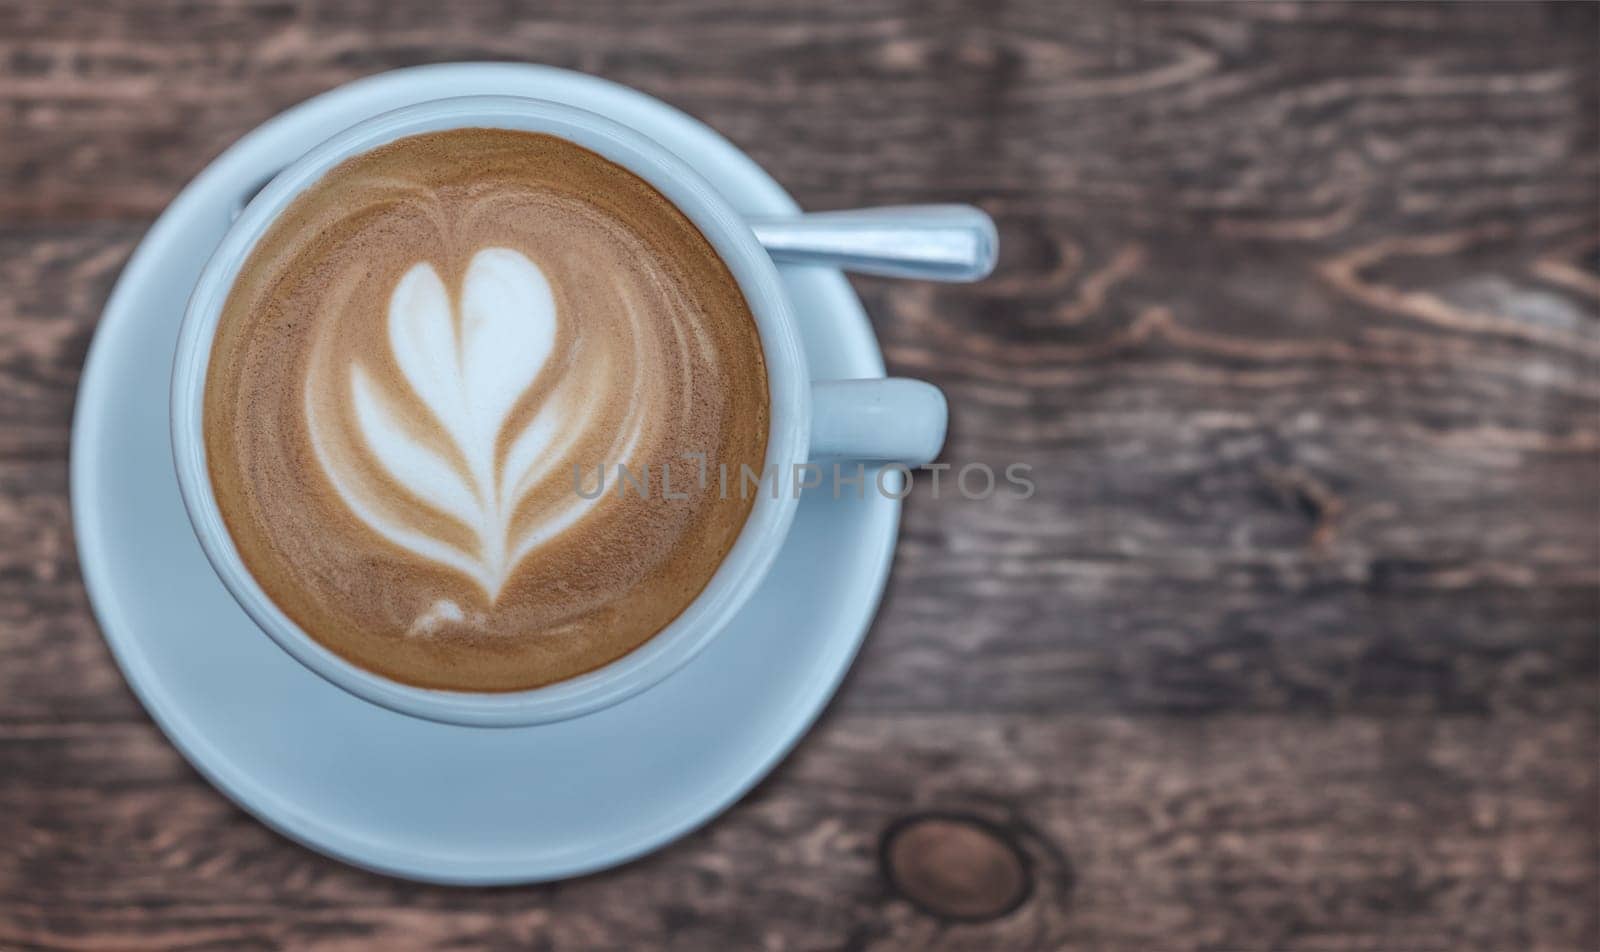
[306,249,616,600]
[204,129,768,692]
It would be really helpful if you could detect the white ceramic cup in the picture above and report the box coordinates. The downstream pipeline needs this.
[171,96,947,728]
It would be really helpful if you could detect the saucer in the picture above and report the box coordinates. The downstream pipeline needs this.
[69,64,899,885]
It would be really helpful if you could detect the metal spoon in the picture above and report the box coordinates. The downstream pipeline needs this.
[233,175,996,282]
[748,204,996,282]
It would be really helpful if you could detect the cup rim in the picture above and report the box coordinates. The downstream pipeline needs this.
[170,96,810,727]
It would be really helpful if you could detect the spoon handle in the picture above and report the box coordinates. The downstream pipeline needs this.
[747,204,998,282]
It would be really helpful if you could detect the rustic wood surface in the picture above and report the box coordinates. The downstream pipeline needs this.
[1,1,1597,949]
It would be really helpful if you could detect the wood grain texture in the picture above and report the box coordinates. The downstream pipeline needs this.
[2,713,1593,951]
[1,1,1596,949]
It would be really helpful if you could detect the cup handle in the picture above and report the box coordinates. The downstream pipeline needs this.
[808,379,948,466]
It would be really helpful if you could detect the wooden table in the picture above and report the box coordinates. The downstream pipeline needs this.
[2,2,1596,949]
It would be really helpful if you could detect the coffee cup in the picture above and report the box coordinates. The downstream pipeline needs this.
[171,95,947,727]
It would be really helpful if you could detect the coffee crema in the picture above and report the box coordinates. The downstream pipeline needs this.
[204,128,769,692]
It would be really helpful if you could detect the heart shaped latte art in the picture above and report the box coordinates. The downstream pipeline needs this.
[305,247,632,600]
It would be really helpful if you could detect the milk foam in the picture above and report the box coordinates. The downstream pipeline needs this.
[306,248,626,598]
[203,128,768,692]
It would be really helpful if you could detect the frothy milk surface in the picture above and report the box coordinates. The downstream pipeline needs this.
[204,129,769,692]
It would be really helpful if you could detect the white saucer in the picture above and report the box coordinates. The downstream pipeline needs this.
[69,64,898,885]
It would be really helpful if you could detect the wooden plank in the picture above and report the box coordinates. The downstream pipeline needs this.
[0,713,1593,951]
[0,225,136,460]
[0,1,1593,224]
